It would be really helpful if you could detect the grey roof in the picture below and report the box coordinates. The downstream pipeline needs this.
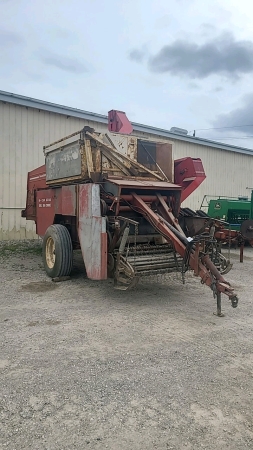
[1,89,253,156]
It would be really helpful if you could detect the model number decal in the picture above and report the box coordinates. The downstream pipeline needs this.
[38,198,52,208]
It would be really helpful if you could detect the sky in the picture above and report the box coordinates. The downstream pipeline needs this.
[1,0,253,148]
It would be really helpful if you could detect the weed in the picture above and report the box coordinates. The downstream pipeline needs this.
[0,241,42,257]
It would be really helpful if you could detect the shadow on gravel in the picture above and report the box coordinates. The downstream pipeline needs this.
[21,281,57,293]
[71,250,191,307]
[26,319,61,326]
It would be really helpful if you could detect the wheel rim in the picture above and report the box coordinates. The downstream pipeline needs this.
[45,236,55,269]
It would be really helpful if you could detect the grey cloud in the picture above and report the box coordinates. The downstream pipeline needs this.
[40,52,87,74]
[201,23,216,30]
[188,81,199,89]
[213,86,223,92]
[214,94,253,133]
[45,27,76,42]
[0,29,24,46]
[199,23,217,38]
[129,48,146,63]
[49,28,73,39]
[147,33,253,79]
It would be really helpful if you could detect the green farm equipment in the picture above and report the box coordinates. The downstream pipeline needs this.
[201,193,253,232]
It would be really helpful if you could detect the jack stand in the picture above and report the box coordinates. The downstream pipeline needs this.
[213,292,224,317]
[240,242,244,263]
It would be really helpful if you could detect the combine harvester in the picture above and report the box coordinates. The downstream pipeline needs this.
[22,111,239,316]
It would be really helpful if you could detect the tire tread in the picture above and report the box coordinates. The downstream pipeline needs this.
[42,224,73,278]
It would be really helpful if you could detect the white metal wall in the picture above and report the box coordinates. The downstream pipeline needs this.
[0,102,107,240]
[1,101,253,240]
[171,140,253,211]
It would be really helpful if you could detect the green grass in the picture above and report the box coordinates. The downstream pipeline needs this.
[0,242,42,257]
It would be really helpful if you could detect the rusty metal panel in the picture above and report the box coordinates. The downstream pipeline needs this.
[45,141,83,182]
[78,184,107,280]
[128,137,138,160]
[106,133,129,156]
[137,140,157,171]
[61,185,76,216]
[136,139,173,181]
[156,142,173,181]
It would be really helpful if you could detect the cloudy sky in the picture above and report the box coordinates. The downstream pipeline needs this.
[1,0,253,148]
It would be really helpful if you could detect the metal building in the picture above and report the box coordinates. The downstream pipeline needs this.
[1,90,253,240]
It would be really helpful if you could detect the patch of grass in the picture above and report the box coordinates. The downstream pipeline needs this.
[0,242,42,257]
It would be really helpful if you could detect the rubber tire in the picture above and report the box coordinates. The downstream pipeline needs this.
[42,224,73,278]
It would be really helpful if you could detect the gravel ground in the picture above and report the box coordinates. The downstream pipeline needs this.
[0,241,253,450]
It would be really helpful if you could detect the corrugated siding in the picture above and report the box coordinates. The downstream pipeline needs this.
[0,103,107,240]
[171,140,253,210]
[133,130,253,210]
[1,102,253,239]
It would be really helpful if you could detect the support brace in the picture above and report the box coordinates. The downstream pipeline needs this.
[130,192,238,307]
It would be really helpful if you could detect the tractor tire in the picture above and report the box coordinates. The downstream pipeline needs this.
[42,224,73,278]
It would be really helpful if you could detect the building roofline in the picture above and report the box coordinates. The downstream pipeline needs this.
[133,122,253,156]
[1,89,253,156]
[0,90,108,124]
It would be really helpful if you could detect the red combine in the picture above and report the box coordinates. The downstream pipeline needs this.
[22,111,238,315]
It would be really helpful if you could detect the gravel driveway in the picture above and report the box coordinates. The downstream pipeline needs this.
[0,242,253,449]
